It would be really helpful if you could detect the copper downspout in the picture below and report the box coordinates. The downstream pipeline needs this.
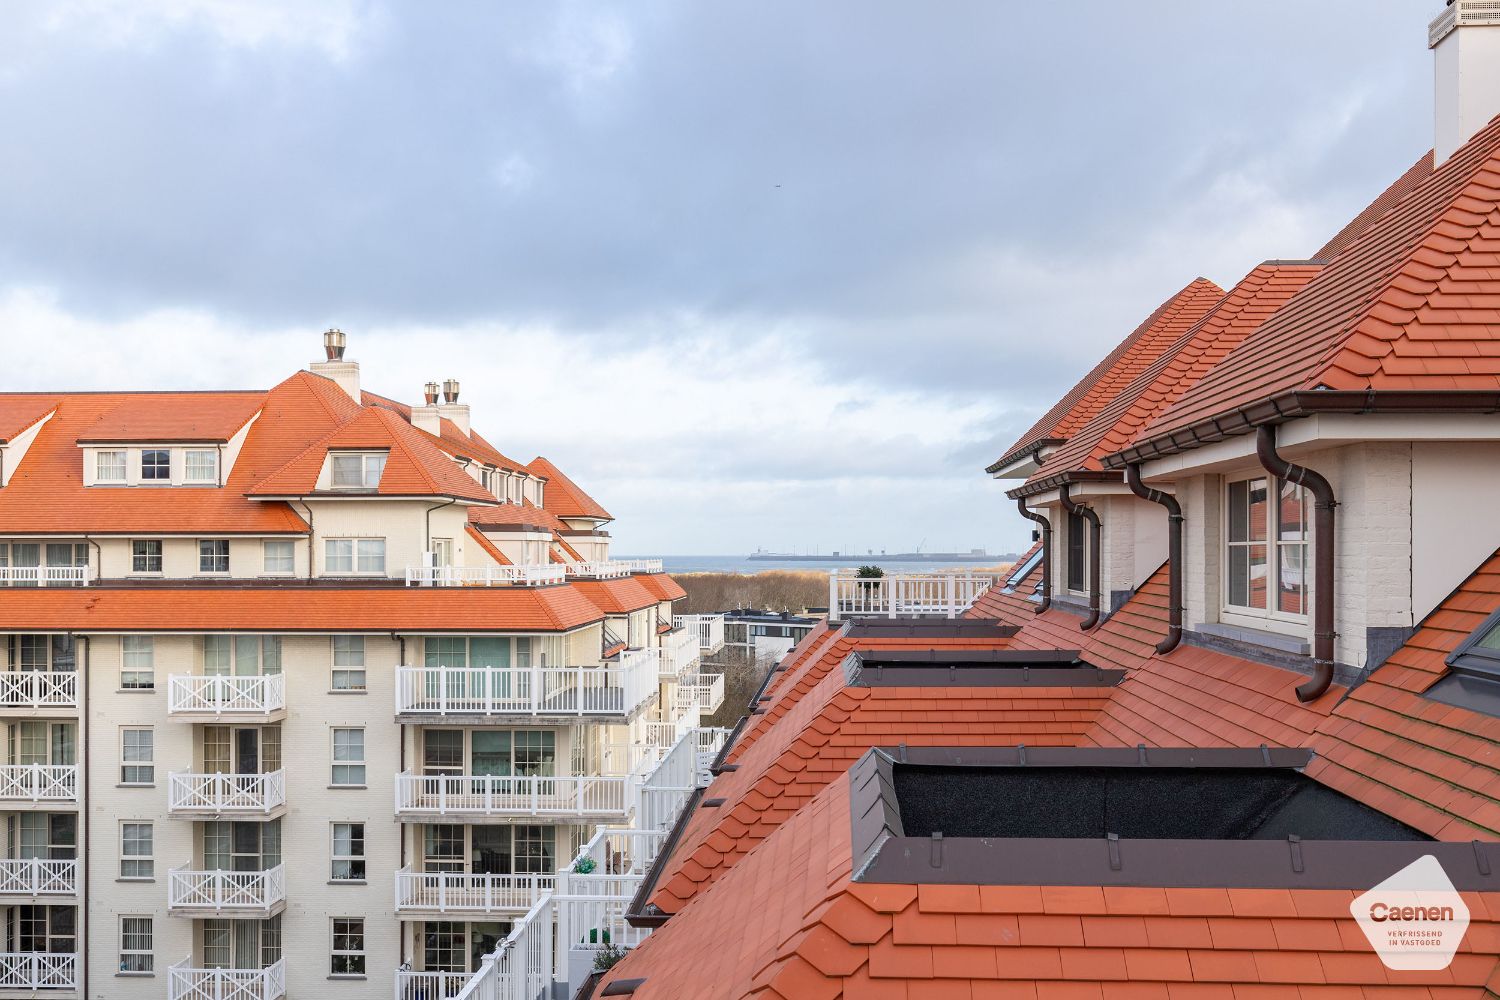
[1255,424,1336,702]
[1057,484,1101,631]
[1014,497,1052,614]
[1125,464,1183,654]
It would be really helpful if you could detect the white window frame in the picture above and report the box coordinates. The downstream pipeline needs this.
[330,917,365,976]
[121,636,154,690]
[330,452,386,490]
[324,538,385,576]
[120,728,154,786]
[95,450,127,483]
[331,637,366,691]
[119,914,154,973]
[330,823,365,881]
[130,540,163,574]
[331,728,365,786]
[1221,474,1310,629]
[198,539,230,575]
[120,822,154,879]
[140,449,171,482]
[262,540,295,575]
[184,450,218,484]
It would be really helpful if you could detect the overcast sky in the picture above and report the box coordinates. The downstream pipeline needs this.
[0,1,1440,555]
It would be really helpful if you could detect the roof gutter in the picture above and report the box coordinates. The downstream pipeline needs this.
[986,436,1065,476]
[1014,498,1052,614]
[1255,424,1336,702]
[1006,469,1118,501]
[1103,389,1500,468]
[1125,464,1182,654]
[1057,484,1100,631]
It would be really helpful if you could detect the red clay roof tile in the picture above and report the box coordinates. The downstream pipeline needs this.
[527,456,612,520]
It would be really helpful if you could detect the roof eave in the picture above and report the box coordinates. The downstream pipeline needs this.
[985,437,1064,477]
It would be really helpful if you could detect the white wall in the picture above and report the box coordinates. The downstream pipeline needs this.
[1413,441,1500,620]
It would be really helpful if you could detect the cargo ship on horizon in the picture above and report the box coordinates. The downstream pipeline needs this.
[747,547,1009,563]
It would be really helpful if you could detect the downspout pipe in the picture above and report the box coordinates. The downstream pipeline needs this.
[1057,484,1101,631]
[1125,464,1183,654]
[1014,498,1052,614]
[1255,424,1336,702]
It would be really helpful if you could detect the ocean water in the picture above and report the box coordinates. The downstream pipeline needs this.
[618,555,1017,575]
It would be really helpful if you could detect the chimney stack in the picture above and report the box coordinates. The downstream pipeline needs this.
[423,381,440,406]
[412,381,443,436]
[309,328,361,401]
[1431,0,1500,165]
[437,377,470,435]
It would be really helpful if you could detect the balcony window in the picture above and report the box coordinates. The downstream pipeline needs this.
[18,905,74,956]
[513,731,556,777]
[330,823,365,881]
[202,725,281,776]
[325,538,386,575]
[203,914,281,968]
[95,450,126,482]
[198,539,230,574]
[1224,476,1308,620]
[424,825,465,874]
[331,637,366,691]
[514,825,554,874]
[17,813,75,862]
[331,728,365,786]
[203,819,281,872]
[9,635,74,673]
[331,918,365,976]
[185,450,218,483]
[262,540,295,575]
[12,721,75,766]
[120,728,154,785]
[0,543,39,587]
[120,822,153,878]
[119,916,153,973]
[203,636,282,676]
[330,452,386,490]
[423,921,466,973]
[422,730,464,776]
[131,540,162,574]
[140,449,170,481]
[121,637,154,690]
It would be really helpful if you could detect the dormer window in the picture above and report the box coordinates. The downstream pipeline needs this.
[331,452,386,490]
[96,451,126,483]
[185,450,218,484]
[140,450,170,481]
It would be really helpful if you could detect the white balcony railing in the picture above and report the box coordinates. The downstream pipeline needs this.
[0,764,78,803]
[167,675,286,717]
[394,868,556,914]
[167,958,286,1000]
[661,629,699,680]
[395,662,655,719]
[0,566,90,587]
[395,773,631,818]
[0,671,78,710]
[0,859,76,896]
[167,771,286,816]
[168,865,286,913]
[0,953,76,990]
[395,971,472,1000]
[563,560,632,579]
[405,564,567,587]
[830,570,996,619]
[695,673,726,714]
[673,613,726,654]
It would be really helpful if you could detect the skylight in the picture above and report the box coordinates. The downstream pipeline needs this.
[1424,608,1500,718]
[1004,547,1044,590]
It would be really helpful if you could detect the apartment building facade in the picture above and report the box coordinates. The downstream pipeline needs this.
[0,333,723,1000]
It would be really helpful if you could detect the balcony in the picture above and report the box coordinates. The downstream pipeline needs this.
[167,675,286,721]
[395,772,633,820]
[693,673,726,715]
[405,563,567,587]
[0,859,76,898]
[395,661,655,721]
[394,868,555,916]
[0,765,78,805]
[167,959,286,1000]
[564,558,662,579]
[829,570,996,620]
[167,771,286,818]
[0,672,77,713]
[0,566,90,587]
[673,613,726,654]
[395,971,471,1000]
[167,865,286,917]
[0,953,76,990]
[660,630,699,680]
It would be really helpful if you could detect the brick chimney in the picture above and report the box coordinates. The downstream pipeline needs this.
[1431,0,1500,164]
[411,380,442,436]
[436,378,471,436]
[309,328,361,401]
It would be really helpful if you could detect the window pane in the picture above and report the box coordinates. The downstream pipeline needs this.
[1228,480,1248,544]
[1228,546,1249,608]
[325,539,353,572]
[1278,543,1307,615]
[1278,480,1308,542]
[331,455,363,487]
[141,450,170,480]
[1247,543,1268,610]
[199,540,230,573]
[186,450,218,481]
[263,540,295,573]
[96,451,126,481]
[356,539,385,573]
[1246,478,1268,542]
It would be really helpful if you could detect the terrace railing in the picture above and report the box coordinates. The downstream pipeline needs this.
[405,564,567,587]
[829,570,996,619]
[394,869,556,914]
[395,662,655,719]
[0,566,90,587]
[0,671,77,709]
[167,770,286,816]
[394,773,631,818]
[0,764,77,803]
[167,958,286,1000]
[168,865,286,913]
[0,859,76,896]
[672,613,726,654]
[0,953,76,990]
[167,674,285,718]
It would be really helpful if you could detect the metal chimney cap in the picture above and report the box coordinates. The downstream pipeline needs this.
[423,381,440,405]
[442,378,460,404]
[323,328,347,361]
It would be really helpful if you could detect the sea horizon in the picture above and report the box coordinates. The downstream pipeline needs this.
[617,554,1020,575]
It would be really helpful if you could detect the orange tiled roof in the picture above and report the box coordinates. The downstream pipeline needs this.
[362,390,528,472]
[1314,151,1434,262]
[0,585,603,632]
[463,523,512,565]
[1135,118,1500,450]
[605,771,1500,999]
[527,456,613,521]
[469,501,566,533]
[0,396,59,442]
[635,572,688,602]
[988,277,1224,473]
[551,533,586,562]
[1021,264,1323,487]
[568,576,660,614]
[74,391,264,443]
[249,405,496,502]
